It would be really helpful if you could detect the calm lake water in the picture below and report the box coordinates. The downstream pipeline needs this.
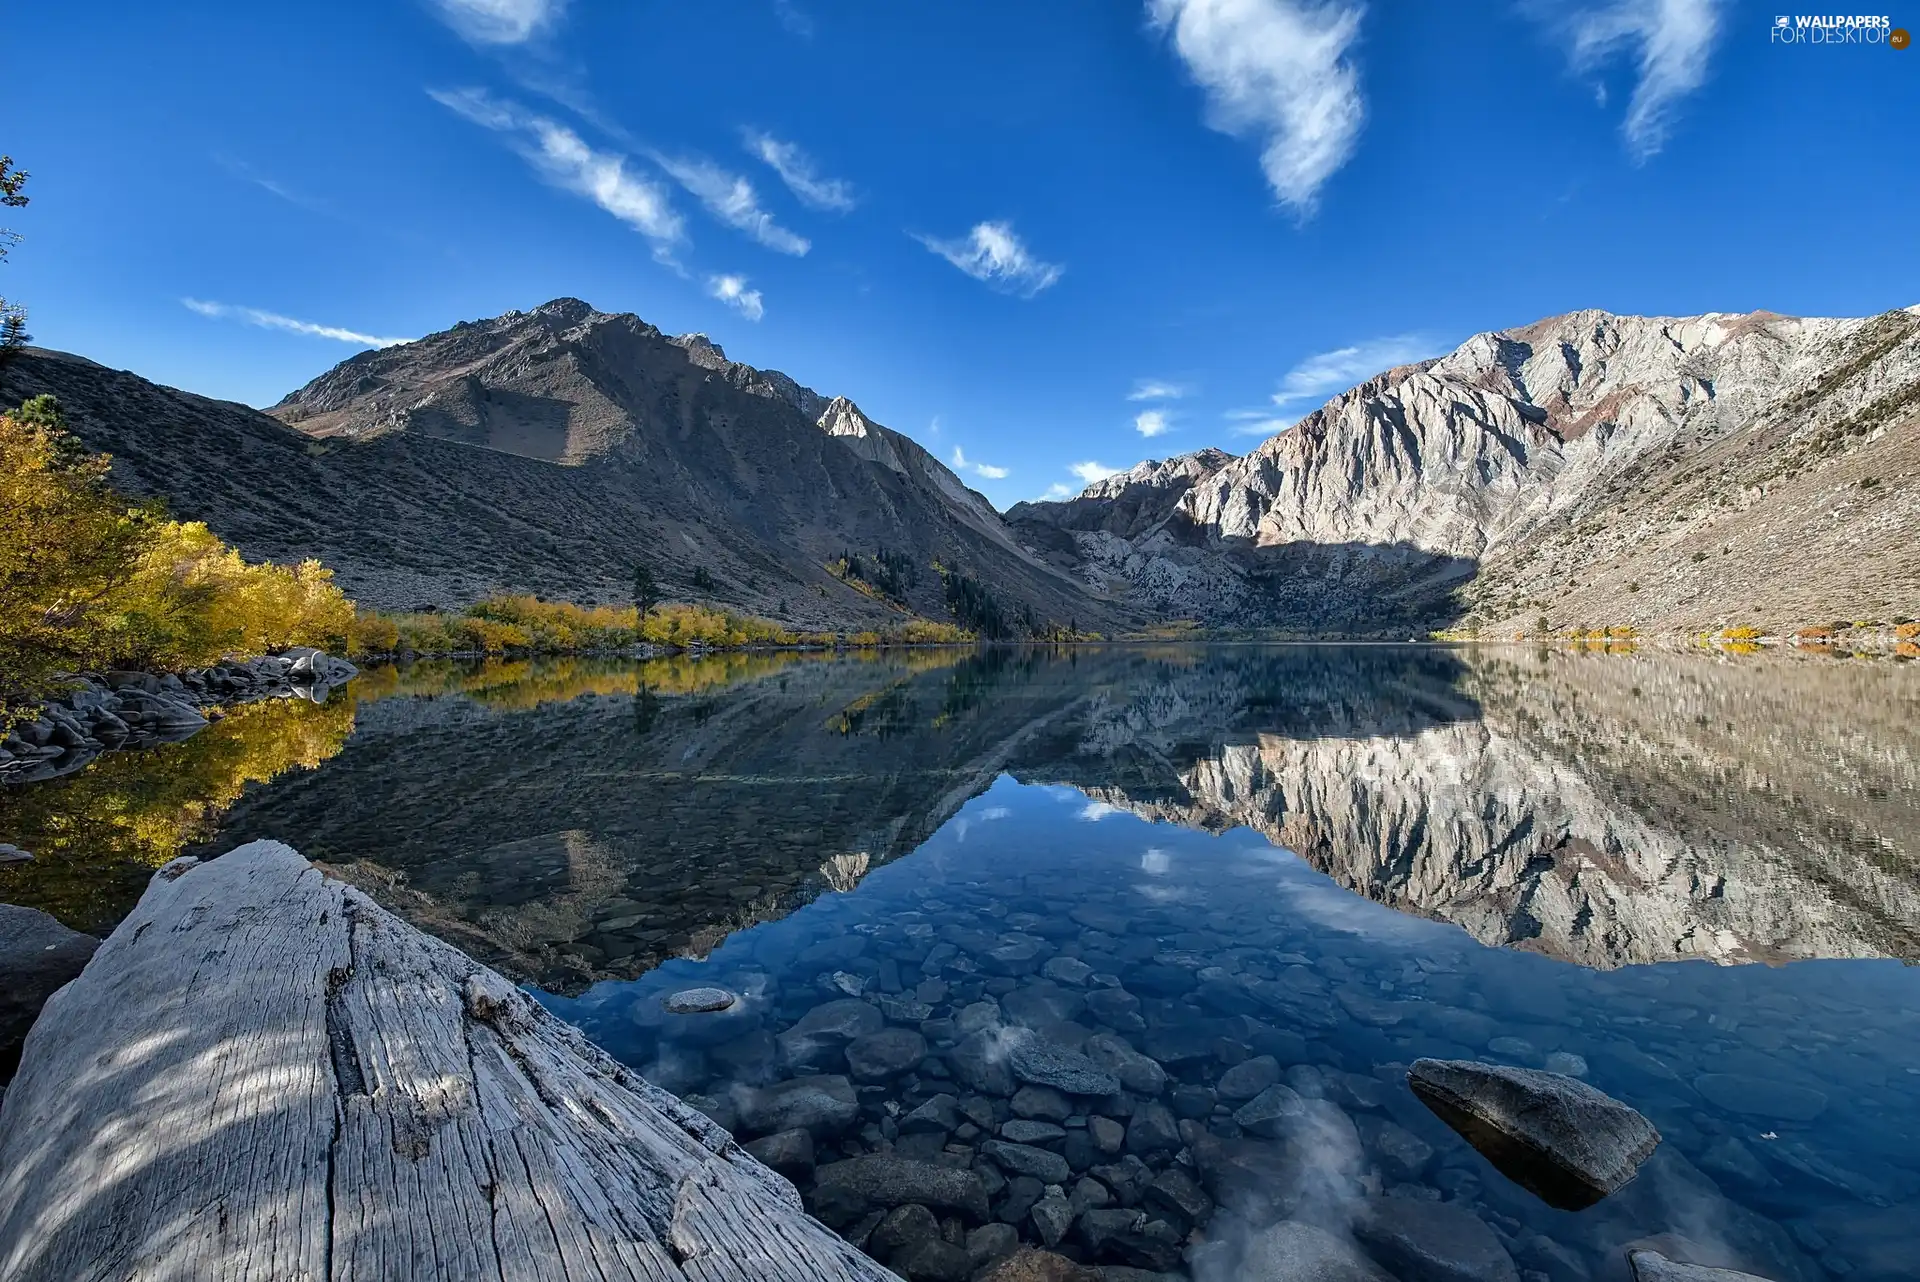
[3,644,1918,1280]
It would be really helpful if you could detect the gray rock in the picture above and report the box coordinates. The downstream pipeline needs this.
[1042,957,1095,986]
[734,1073,859,1136]
[1233,1083,1307,1138]
[872,1202,942,1256]
[742,1127,814,1177]
[878,993,936,1023]
[1409,1057,1660,1210]
[1217,1053,1281,1101]
[846,1027,928,1081]
[892,1235,973,1282]
[957,1001,1003,1034]
[979,1247,1103,1281]
[1,906,99,1084]
[810,1155,992,1224]
[1089,1115,1125,1155]
[1085,1034,1166,1095]
[1239,1221,1396,1282]
[1031,1192,1074,1247]
[778,998,884,1067]
[1010,1035,1120,1096]
[1090,1156,1154,1206]
[967,1222,1021,1268]
[1697,1136,1775,1189]
[0,844,33,864]
[1013,1084,1073,1121]
[1628,1250,1779,1282]
[1352,1197,1519,1282]
[1372,1119,1436,1181]
[1084,988,1144,1031]
[902,1092,961,1135]
[1125,1102,1180,1156]
[951,1029,1017,1096]
[662,986,736,1014]
[1003,1119,1068,1144]
[1693,1073,1829,1123]
[1142,1167,1211,1231]
[982,1139,1072,1184]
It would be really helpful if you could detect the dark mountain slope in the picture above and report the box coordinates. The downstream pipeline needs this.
[2,299,1123,630]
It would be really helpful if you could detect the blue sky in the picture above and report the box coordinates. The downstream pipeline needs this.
[6,1,1916,505]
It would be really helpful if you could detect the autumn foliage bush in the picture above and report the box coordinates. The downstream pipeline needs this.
[0,397,352,721]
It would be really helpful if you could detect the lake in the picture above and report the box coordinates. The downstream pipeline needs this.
[2,644,1917,1281]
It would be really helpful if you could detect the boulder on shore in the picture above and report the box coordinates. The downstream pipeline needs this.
[1408,1057,1660,1210]
[1629,1248,1780,1282]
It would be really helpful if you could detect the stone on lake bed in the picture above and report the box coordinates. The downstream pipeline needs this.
[982,1138,1073,1184]
[1239,1220,1396,1282]
[1628,1249,1781,1282]
[734,1073,860,1136]
[977,1248,1102,1282]
[1001,1118,1067,1144]
[1408,1057,1660,1210]
[1008,1034,1120,1096]
[846,1027,928,1081]
[809,1154,992,1224]
[1352,1197,1519,1282]
[661,986,736,1014]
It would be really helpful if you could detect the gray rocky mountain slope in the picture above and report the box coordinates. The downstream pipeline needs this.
[1012,306,1920,633]
[2,299,1120,631]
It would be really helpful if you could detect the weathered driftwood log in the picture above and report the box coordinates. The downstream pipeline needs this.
[0,840,896,1281]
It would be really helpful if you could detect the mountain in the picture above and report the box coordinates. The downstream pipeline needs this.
[0,299,1119,632]
[1013,306,1920,633]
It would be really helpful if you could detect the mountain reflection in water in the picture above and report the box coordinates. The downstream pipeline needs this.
[22,643,1888,990]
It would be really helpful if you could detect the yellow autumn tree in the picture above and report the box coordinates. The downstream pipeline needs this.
[0,396,354,722]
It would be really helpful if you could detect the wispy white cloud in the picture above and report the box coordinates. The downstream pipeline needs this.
[1070,460,1125,485]
[951,445,1010,480]
[1128,379,1190,401]
[1148,0,1367,214]
[1268,333,1434,406]
[772,0,814,38]
[1134,410,1173,438]
[1041,483,1075,500]
[742,130,856,212]
[708,274,765,321]
[915,221,1063,298]
[1079,801,1123,821]
[430,88,684,263]
[1551,0,1725,160]
[1229,416,1296,438]
[431,0,563,45]
[183,298,412,348]
[654,154,810,255]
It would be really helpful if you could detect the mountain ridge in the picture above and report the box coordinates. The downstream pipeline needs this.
[3,300,1125,633]
[1014,303,1920,633]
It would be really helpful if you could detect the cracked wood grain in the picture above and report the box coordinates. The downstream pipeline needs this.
[0,841,895,1282]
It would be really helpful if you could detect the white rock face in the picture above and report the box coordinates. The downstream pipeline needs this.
[1020,305,1920,629]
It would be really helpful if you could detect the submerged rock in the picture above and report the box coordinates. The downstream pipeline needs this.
[662,986,736,1014]
[734,1073,860,1135]
[1351,1197,1519,1282]
[1628,1249,1780,1282]
[976,1248,1102,1282]
[1238,1221,1396,1282]
[1,906,99,1085]
[1408,1057,1660,1210]
[809,1154,992,1224]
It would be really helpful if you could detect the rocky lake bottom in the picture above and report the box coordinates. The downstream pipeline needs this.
[2,644,1917,1280]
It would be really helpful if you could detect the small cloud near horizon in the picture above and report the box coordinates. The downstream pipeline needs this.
[182,298,412,348]
[1128,379,1190,401]
[707,274,765,321]
[951,444,1011,480]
